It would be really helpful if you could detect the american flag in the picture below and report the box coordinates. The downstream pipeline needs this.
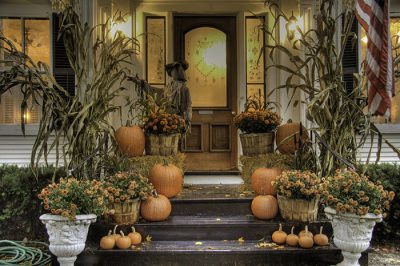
[355,0,394,117]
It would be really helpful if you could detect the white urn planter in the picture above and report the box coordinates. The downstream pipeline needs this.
[324,207,382,266]
[40,214,97,266]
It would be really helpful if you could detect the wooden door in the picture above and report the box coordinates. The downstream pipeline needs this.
[174,16,237,172]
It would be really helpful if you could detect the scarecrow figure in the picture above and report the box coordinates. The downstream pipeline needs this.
[129,61,192,131]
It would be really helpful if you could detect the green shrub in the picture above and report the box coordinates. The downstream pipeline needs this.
[0,165,66,241]
[358,163,400,242]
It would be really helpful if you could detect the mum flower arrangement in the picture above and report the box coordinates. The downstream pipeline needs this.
[144,112,186,135]
[38,177,108,220]
[273,170,322,200]
[233,109,281,134]
[321,169,395,217]
[103,171,155,204]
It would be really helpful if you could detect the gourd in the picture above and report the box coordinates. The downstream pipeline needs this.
[298,225,314,238]
[141,192,172,221]
[116,231,132,249]
[115,125,145,157]
[286,226,299,247]
[298,226,314,248]
[271,224,287,245]
[100,230,115,250]
[128,226,142,245]
[251,195,278,220]
[251,168,281,195]
[111,225,121,240]
[275,119,308,154]
[314,226,329,246]
[149,160,183,198]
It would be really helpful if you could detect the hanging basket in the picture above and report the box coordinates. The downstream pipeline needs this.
[277,194,319,222]
[240,132,274,156]
[145,133,180,156]
[105,199,141,225]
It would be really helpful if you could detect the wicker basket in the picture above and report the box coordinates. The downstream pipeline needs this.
[277,194,319,222]
[105,199,141,225]
[240,132,274,156]
[145,133,180,156]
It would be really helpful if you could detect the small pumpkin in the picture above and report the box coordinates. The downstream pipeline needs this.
[149,159,183,198]
[251,195,278,220]
[286,226,299,247]
[272,223,287,245]
[298,225,314,238]
[128,226,142,245]
[116,231,132,249]
[251,168,281,195]
[298,226,314,249]
[115,125,145,157]
[100,230,116,250]
[141,192,172,221]
[314,226,329,246]
[275,119,308,154]
[111,225,121,241]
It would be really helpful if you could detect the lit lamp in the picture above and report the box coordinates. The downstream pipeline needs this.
[285,11,298,41]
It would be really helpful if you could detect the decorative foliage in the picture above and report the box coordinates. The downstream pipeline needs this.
[103,171,155,204]
[273,170,321,200]
[321,169,395,217]
[144,112,186,135]
[394,33,400,81]
[38,177,108,219]
[263,0,400,176]
[0,0,140,179]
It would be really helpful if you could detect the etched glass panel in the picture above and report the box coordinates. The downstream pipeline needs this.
[246,17,264,84]
[185,27,227,107]
[146,17,165,85]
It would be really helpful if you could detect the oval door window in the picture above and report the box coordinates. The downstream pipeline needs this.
[184,27,227,108]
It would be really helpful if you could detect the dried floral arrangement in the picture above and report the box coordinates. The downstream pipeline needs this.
[273,170,322,200]
[321,169,395,217]
[38,178,108,219]
[103,171,155,204]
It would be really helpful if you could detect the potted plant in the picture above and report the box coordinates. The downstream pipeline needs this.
[321,169,395,266]
[234,93,281,156]
[273,170,321,222]
[103,171,155,224]
[143,111,186,156]
[38,177,107,266]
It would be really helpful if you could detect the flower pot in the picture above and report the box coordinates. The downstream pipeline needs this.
[40,214,96,266]
[324,207,382,266]
[240,132,274,156]
[277,194,319,222]
[105,199,141,225]
[145,133,180,155]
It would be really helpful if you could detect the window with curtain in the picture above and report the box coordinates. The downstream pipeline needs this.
[0,17,50,125]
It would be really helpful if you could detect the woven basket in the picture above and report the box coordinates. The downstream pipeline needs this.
[277,194,319,222]
[145,133,180,156]
[240,132,274,156]
[105,199,141,225]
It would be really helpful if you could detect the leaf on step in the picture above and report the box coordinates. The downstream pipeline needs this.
[237,237,245,243]
[222,240,228,242]
[215,186,220,189]
[216,218,221,221]
[258,237,265,242]
[225,194,231,197]
[145,235,152,242]
[195,242,203,245]
[239,193,246,197]
[206,247,215,250]
[255,241,279,248]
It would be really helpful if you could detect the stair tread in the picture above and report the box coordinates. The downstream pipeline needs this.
[173,184,254,201]
[87,240,339,254]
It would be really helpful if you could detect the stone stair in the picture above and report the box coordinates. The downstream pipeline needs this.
[76,184,368,266]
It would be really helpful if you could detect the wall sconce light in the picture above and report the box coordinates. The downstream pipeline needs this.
[111,11,132,38]
[285,11,298,41]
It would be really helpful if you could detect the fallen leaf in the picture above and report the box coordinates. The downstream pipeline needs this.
[195,242,203,245]
[222,240,228,242]
[238,237,245,243]
[145,235,152,242]
[225,194,231,197]
[216,218,221,221]
[239,193,246,197]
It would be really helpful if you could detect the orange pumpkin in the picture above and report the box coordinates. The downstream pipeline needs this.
[251,195,278,220]
[115,125,145,157]
[275,119,308,154]
[149,160,183,198]
[141,192,172,222]
[251,168,281,195]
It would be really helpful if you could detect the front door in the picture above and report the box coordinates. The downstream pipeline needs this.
[174,16,237,172]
